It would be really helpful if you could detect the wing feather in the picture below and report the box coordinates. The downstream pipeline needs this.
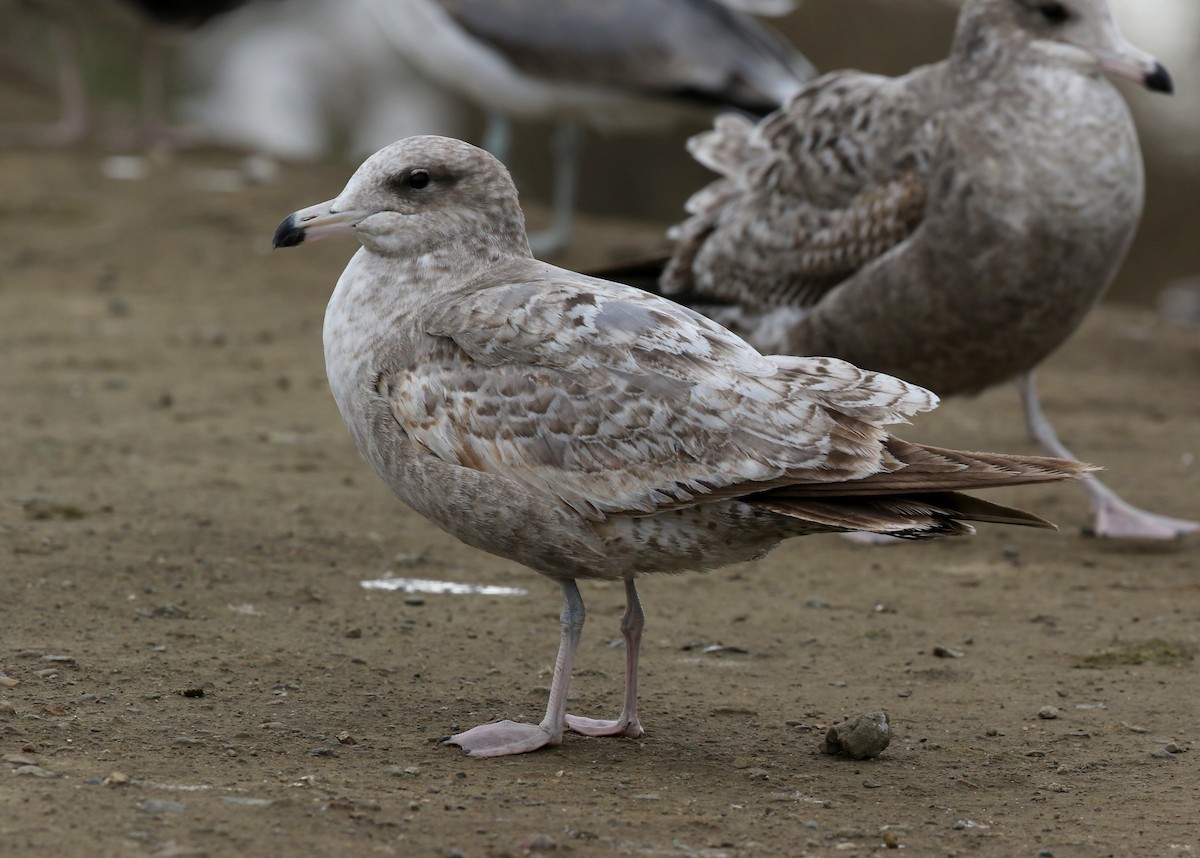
[664,68,939,310]
[383,267,936,519]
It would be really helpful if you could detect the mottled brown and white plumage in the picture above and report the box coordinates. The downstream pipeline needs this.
[658,0,1193,539]
[273,135,1089,757]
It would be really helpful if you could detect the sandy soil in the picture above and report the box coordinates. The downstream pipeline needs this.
[1,147,1198,858]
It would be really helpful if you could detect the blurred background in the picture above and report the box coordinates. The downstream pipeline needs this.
[1,0,1196,306]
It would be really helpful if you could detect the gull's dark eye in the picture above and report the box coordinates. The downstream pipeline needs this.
[407,169,430,190]
[1036,2,1070,24]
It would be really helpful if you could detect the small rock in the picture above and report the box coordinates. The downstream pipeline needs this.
[882,830,901,848]
[0,701,16,717]
[1037,706,1060,720]
[41,654,78,666]
[1157,277,1200,328]
[516,832,557,852]
[336,732,358,745]
[932,645,965,659]
[103,771,130,786]
[137,799,185,814]
[0,673,19,688]
[3,753,40,766]
[14,765,59,778]
[219,796,274,807]
[819,711,890,760]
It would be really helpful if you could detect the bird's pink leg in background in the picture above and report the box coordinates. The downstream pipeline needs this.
[1018,372,1198,539]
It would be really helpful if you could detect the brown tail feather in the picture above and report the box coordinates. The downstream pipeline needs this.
[779,438,1095,497]
[751,490,1057,539]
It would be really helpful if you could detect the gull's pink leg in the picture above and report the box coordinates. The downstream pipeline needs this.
[45,23,87,144]
[1018,372,1198,539]
[442,579,584,757]
[565,578,645,738]
[2,20,89,146]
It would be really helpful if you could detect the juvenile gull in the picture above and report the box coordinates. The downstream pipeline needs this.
[273,135,1089,757]
[364,0,815,255]
[651,0,1191,539]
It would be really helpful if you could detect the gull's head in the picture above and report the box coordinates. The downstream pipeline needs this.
[957,0,1173,94]
[272,135,530,258]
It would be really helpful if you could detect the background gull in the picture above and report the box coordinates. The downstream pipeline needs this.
[272,134,1089,757]
[364,0,815,256]
[639,0,1192,539]
[180,0,467,162]
[1,0,254,146]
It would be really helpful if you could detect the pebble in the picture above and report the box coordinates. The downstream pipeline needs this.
[102,155,149,181]
[14,765,59,778]
[882,830,901,848]
[138,799,185,814]
[220,796,274,807]
[819,711,891,760]
[0,701,16,716]
[1157,277,1200,328]
[103,771,130,786]
[1037,706,1060,720]
[516,833,557,852]
[0,674,18,687]
[404,595,426,606]
[336,732,358,745]
[932,645,965,659]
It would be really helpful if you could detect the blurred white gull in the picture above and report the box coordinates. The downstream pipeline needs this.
[364,0,816,255]
[182,0,466,161]
[271,135,1089,756]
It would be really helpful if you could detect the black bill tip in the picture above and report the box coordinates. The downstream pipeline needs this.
[272,214,306,248]
[1145,62,1174,95]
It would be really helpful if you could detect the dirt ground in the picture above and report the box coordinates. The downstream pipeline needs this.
[1,145,1198,858]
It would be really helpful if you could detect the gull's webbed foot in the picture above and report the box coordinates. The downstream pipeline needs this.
[441,719,561,757]
[1091,497,1199,540]
[565,714,644,738]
